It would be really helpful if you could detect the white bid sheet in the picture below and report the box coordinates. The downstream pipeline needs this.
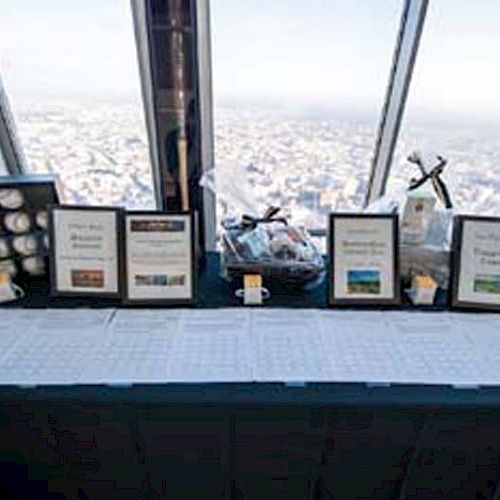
[87,309,183,384]
[0,308,499,387]
[166,309,252,382]
[0,309,114,385]
[252,309,333,382]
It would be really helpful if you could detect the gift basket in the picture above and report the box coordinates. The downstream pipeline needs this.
[200,168,325,289]
[367,151,454,290]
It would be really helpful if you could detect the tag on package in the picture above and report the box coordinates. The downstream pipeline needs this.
[244,274,263,305]
[400,191,436,245]
[409,275,438,305]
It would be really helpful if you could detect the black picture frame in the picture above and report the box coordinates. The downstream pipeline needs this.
[450,215,500,312]
[122,211,197,306]
[48,205,124,299]
[328,213,401,307]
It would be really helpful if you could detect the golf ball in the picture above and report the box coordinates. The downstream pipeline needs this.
[0,238,9,259]
[36,211,48,229]
[12,235,38,256]
[0,259,16,276]
[4,212,31,234]
[22,256,45,276]
[0,189,24,210]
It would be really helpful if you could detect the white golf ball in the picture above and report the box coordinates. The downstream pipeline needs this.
[36,211,48,229]
[0,239,9,259]
[12,235,38,256]
[0,189,24,210]
[22,256,45,276]
[0,259,17,276]
[4,212,31,234]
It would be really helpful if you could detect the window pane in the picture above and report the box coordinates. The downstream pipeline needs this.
[0,1,155,208]
[389,0,500,214]
[211,0,401,229]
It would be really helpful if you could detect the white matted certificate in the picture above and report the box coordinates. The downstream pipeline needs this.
[328,214,400,306]
[452,216,500,311]
[49,206,122,297]
[123,212,195,305]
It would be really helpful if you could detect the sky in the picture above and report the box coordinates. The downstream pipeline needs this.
[0,0,142,101]
[0,0,499,120]
[405,0,500,123]
[211,0,401,115]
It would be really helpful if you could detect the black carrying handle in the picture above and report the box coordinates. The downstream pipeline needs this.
[239,206,288,231]
[408,155,453,209]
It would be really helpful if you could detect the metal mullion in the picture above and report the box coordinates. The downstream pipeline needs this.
[0,76,27,175]
[0,145,6,174]
[132,0,216,253]
[365,0,429,207]
[195,0,217,252]
[130,0,163,210]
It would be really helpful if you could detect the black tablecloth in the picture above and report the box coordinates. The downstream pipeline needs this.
[0,259,497,500]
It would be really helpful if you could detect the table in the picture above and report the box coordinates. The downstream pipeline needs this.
[0,254,499,499]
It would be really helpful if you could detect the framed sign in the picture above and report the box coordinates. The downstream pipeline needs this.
[49,205,123,298]
[451,215,500,311]
[123,211,196,305]
[328,213,400,307]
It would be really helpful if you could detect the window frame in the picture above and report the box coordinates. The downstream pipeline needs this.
[0,76,26,175]
[195,0,217,252]
[0,0,429,248]
[130,0,164,211]
[365,0,429,206]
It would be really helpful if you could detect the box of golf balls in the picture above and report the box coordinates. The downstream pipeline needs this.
[0,174,59,281]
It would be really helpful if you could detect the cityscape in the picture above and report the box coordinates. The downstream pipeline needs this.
[12,100,500,237]
[12,100,156,209]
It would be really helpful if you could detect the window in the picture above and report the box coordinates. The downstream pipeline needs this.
[0,0,155,208]
[210,0,402,231]
[388,0,500,214]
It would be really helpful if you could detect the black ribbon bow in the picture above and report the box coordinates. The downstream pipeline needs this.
[240,206,288,231]
[408,154,453,209]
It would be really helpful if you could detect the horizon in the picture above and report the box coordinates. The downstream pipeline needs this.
[9,94,500,130]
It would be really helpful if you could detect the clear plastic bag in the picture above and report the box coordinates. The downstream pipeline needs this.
[366,186,453,288]
[200,168,325,289]
[199,165,267,220]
